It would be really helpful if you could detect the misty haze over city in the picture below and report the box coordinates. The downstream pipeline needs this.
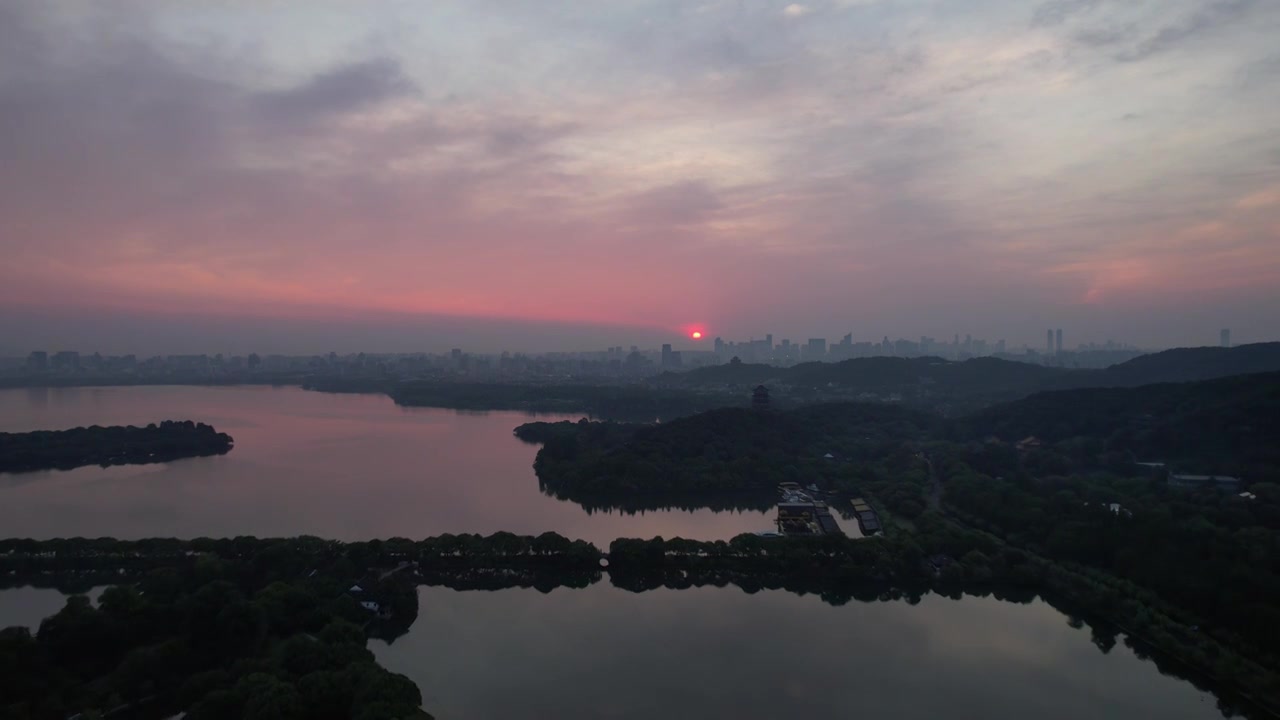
[2,2,1277,356]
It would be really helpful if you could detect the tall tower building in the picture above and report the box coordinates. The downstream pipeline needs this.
[1220,329,1231,348]
[1055,329,1063,354]
[1047,329,1054,354]
[661,343,673,368]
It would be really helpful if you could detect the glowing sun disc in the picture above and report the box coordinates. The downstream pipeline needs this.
[691,331,703,339]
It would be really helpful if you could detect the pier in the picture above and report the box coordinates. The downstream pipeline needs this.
[775,483,843,536]
[850,497,882,535]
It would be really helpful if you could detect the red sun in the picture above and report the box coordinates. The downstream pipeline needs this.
[691,331,703,339]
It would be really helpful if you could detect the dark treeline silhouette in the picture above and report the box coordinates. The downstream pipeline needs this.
[0,535,432,720]
[538,483,778,515]
[0,532,606,720]
[2,529,1274,719]
[305,378,747,421]
[521,403,937,497]
[0,421,233,474]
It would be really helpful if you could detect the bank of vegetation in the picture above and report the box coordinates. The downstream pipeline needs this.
[0,421,234,474]
[516,371,1280,713]
[3,525,1276,718]
[0,532,606,720]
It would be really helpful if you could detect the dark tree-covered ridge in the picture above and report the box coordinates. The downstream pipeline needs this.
[0,421,234,474]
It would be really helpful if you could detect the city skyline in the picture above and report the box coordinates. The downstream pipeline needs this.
[7,324,1206,362]
[2,2,1278,353]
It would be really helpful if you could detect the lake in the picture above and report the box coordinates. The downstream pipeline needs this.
[369,584,1225,719]
[0,582,1227,719]
[0,385,777,544]
[0,385,1234,718]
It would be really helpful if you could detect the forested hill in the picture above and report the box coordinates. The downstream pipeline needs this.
[525,403,939,496]
[1074,342,1280,388]
[962,371,1280,478]
[525,369,1280,497]
[661,342,1280,410]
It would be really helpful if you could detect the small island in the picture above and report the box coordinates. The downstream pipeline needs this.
[0,421,234,474]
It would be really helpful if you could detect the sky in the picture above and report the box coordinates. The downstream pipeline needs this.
[1,0,1278,355]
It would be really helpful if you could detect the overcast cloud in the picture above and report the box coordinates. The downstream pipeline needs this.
[1,0,1277,353]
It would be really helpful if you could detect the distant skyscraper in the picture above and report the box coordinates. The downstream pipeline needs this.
[806,338,827,359]
[1220,329,1231,348]
[51,350,80,371]
[1055,329,1063,354]
[1047,329,1054,354]
[661,343,673,368]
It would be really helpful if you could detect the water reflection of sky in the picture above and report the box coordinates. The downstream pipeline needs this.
[372,585,1223,720]
[0,586,108,631]
[0,386,774,543]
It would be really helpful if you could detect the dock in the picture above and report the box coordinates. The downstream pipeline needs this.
[776,485,844,536]
[850,498,883,535]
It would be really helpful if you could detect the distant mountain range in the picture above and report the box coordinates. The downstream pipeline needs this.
[662,342,1280,412]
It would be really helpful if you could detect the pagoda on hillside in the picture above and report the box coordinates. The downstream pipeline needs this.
[752,385,770,410]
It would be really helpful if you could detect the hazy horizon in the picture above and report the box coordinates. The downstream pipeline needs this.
[2,2,1278,354]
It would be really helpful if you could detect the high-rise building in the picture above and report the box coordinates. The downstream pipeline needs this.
[26,351,48,372]
[51,351,80,371]
[1055,329,1063,354]
[1047,329,1054,354]
[1220,329,1231,348]
[806,338,827,360]
[661,343,673,368]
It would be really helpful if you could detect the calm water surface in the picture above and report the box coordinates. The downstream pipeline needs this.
[0,583,1225,719]
[0,386,773,543]
[0,586,107,630]
[0,386,1229,718]
[371,584,1224,720]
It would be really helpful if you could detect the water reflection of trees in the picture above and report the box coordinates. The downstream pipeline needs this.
[393,571,1254,719]
[538,482,776,515]
[3,569,1254,719]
